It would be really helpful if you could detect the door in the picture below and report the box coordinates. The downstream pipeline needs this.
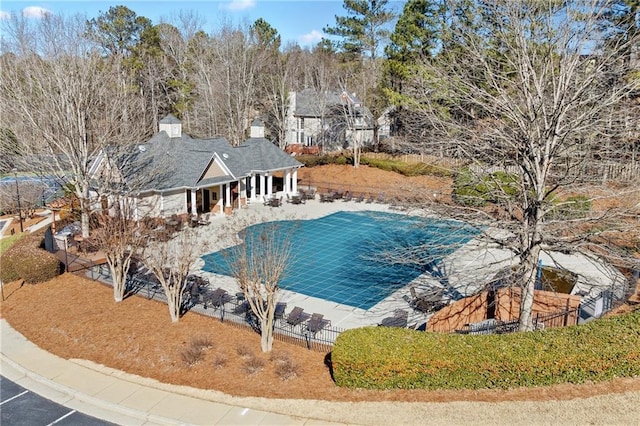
[203,189,210,212]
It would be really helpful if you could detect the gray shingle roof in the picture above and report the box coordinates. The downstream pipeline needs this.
[239,138,303,172]
[159,114,181,124]
[293,88,368,117]
[115,119,302,193]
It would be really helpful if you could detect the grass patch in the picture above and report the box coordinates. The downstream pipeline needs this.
[0,233,25,256]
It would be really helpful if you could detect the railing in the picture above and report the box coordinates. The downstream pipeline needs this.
[125,274,343,352]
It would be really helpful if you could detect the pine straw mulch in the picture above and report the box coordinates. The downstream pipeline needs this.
[1,275,639,404]
[1,164,639,403]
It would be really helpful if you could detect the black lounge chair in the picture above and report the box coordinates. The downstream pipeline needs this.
[306,313,330,335]
[203,288,232,309]
[233,300,250,315]
[379,309,408,328]
[285,306,310,327]
[274,302,287,319]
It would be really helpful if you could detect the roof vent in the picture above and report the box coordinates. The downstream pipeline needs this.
[222,153,229,159]
[138,145,147,152]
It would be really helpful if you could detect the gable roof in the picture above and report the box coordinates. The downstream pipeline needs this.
[109,117,302,194]
[293,88,366,117]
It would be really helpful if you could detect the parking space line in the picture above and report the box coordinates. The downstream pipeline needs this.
[0,390,28,405]
[47,409,77,425]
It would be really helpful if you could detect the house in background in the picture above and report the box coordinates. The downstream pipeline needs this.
[284,88,374,153]
[90,115,302,219]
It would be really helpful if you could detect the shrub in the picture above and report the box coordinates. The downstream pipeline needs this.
[331,309,640,390]
[242,355,265,375]
[180,335,212,367]
[270,351,301,381]
[181,345,205,367]
[236,343,253,358]
[453,169,520,206]
[548,195,592,220]
[212,352,228,369]
[0,232,61,283]
[190,335,213,351]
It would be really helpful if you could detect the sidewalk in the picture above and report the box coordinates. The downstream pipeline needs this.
[0,320,344,426]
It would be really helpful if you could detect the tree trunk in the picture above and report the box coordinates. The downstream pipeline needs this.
[518,244,540,332]
[110,263,125,303]
[260,316,274,352]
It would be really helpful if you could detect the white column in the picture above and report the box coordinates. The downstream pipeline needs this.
[285,169,291,194]
[260,174,265,200]
[225,183,231,207]
[292,169,298,194]
[190,190,197,216]
[267,174,273,196]
[250,174,256,201]
[160,193,165,216]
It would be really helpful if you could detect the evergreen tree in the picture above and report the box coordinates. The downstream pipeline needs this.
[323,0,394,60]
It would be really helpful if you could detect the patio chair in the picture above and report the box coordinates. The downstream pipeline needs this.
[306,313,331,335]
[376,192,386,203]
[379,309,408,328]
[197,213,210,226]
[305,188,316,200]
[274,301,287,320]
[285,306,310,327]
[203,288,232,309]
[354,193,365,203]
[233,300,250,315]
[343,191,353,202]
[366,194,375,203]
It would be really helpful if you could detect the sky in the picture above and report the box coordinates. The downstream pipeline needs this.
[0,0,403,48]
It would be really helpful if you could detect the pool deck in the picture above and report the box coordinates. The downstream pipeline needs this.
[187,193,624,331]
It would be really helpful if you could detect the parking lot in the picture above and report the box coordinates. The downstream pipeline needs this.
[0,376,113,426]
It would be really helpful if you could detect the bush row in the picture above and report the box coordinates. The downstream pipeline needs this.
[0,231,61,284]
[331,309,640,390]
[452,169,520,206]
[296,154,454,178]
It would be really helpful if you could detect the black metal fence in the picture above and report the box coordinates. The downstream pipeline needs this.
[124,272,344,352]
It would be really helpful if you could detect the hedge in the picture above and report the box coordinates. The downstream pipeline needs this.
[453,169,520,206]
[332,309,640,390]
[0,232,61,284]
[296,153,454,178]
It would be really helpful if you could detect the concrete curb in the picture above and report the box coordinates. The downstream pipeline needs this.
[1,342,183,425]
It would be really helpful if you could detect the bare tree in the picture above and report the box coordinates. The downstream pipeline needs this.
[224,215,293,352]
[0,13,145,238]
[396,0,640,330]
[89,196,149,302]
[143,228,205,323]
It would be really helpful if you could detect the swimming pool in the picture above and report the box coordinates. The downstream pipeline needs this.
[201,211,479,310]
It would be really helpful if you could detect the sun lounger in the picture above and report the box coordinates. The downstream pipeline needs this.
[274,302,287,319]
[203,288,232,309]
[285,306,310,327]
[379,309,408,328]
[306,313,331,335]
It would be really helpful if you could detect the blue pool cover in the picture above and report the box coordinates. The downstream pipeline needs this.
[202,211,479,310]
